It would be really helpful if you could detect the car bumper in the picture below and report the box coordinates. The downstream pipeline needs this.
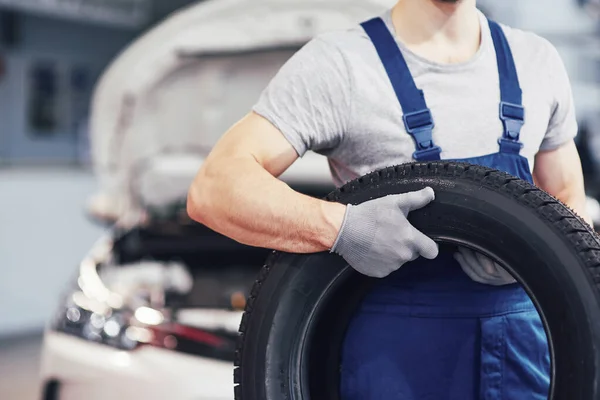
[40,331,234,400]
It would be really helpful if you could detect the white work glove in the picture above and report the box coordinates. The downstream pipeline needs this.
[454,247,516,286]
[331,188,439,278]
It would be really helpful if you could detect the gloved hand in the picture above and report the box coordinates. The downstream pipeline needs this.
[331,188,439,278]
[454,247,516,286]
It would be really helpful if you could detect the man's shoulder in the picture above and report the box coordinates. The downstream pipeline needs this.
[310,24,374,58]
[499,22,562,66]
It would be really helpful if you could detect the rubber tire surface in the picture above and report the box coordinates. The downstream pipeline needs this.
[235,161,600,400]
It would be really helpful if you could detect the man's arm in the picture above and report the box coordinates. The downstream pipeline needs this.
[531,38,592,226]
[187,111,347,253]
[533,140,592,226]
[187,36,437,275]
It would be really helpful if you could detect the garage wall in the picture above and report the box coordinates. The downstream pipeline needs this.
[0,168,105,336]
[0,13,136,164]
[0,13,134,336]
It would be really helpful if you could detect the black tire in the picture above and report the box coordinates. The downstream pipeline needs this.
[234,161,600,400]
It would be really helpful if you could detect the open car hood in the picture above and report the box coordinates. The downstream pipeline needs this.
[88,0,395,224]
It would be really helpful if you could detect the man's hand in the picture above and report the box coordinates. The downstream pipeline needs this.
[331,188,439,278]
[454,247,516,286]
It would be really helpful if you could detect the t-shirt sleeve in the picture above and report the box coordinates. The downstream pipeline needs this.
[252,37,352,157]
[539,42,579,151]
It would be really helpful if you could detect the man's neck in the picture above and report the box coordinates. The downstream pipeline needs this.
[391,0,481,64]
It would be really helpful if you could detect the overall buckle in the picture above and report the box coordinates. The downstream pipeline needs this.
[499,101,525,140]
[499,102,525,154]
[403,110,441,161]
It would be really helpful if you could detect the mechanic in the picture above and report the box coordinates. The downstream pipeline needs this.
[187,0,591,398]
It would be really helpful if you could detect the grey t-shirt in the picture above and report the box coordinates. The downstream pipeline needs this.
[253,10,578,187]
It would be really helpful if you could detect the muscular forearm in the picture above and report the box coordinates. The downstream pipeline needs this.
[187,156,346,253]
[533,141,593,227]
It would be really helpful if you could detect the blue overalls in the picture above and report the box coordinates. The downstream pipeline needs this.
[340,18,550,400]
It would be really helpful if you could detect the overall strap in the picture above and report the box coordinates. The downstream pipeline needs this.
[488,20,525,155]
[361,17,441,161]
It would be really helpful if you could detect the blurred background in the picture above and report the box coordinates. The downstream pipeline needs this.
[0,0,598,399]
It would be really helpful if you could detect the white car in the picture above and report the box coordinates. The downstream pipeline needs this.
[40,232,251,400]
[39,0,390,399]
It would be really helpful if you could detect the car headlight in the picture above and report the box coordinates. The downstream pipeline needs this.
[52,283,141,350]
[51,236,238,361]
